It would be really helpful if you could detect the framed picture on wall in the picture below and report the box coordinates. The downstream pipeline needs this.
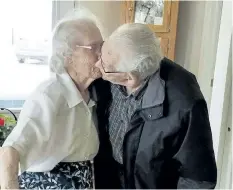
[123,0,172,32]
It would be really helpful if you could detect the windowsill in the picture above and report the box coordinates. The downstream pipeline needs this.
[0,108,22,114]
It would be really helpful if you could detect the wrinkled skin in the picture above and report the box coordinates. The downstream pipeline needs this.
[95,40,142,91]
[0,147,19,189]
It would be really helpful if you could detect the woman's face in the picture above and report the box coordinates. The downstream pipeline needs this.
[70,23,103,80]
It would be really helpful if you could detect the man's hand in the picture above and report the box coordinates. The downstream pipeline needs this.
[0,147,19,189]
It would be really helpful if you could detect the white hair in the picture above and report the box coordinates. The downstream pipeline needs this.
[49,8,105,74]
[109,23,164,79]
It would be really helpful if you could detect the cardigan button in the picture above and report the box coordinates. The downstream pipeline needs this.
[148,114,152,118]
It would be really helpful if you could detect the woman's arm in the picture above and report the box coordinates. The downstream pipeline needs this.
[0,92,57,188]
[0,146,19,189]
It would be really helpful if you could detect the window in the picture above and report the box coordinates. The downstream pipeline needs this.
[0,0,74,109]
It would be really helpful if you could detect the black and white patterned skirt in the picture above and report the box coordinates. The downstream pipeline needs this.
[19,161,94,189]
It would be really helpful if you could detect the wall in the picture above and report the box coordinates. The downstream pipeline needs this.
[175,1,222,106]
[75,1,122,37]
[175,1,206,72]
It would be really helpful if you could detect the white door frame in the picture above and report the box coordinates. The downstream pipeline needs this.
[209,0,232,159]
[209,1,232,188]
[218,56,232,188]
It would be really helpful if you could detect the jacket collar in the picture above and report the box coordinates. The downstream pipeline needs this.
[56,72,84,108]
[140,69,166,121]
[142,70,165,109]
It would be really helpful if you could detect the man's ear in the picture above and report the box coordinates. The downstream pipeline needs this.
[128,71,141,81]
[127,72,141,88]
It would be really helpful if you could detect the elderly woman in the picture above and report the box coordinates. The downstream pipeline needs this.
[0,10,103,189]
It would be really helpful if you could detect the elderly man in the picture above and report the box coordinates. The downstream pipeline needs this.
[94,23,217,189]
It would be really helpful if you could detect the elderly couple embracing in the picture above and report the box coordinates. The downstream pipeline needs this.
[0,9,217,189]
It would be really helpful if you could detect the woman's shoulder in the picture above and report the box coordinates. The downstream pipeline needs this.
[31,76,58,94]
[26,76,63,107]
[37,77,60,94]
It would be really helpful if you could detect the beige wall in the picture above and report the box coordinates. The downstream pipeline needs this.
[175,1,206,71]
[176,1,222,106]
[75,1,122,37]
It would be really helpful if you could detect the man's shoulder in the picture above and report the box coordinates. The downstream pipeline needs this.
[159,58,205,108]
[160,58,197,83]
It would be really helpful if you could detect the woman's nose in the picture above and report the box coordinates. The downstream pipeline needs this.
[97,54,101,61]
[95,59,101,68]
[96,49,101,58]
[95,59,105,74]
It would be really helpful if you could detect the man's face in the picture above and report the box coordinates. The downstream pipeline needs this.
[96,41,119,73]
[95,41,127,84]
[95,41,141,88]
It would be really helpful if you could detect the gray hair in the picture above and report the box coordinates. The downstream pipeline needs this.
[109,23,164,79]
[49,8,105,74]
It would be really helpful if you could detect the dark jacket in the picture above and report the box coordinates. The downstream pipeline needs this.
[93,58,217,189]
